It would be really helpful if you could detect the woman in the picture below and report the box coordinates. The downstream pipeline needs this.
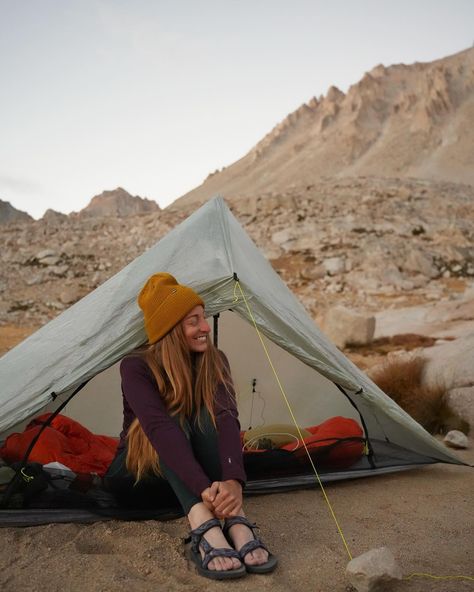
[105,273,277,580]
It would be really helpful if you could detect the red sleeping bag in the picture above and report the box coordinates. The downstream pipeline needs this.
[0,413,119,477]
[243,416,365,469]
[1,414,364,477]
[280,416,365,468]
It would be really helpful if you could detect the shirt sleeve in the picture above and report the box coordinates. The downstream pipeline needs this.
[214,353,247,486]
[120,356,211,497]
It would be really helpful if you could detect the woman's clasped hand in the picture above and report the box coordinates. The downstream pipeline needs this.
[201,479,243,518]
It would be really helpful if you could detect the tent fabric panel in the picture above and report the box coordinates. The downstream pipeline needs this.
[215,209,460,462]
[0,201,235,434]
[0,197,463,469]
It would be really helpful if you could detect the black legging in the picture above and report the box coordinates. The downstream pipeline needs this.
[104,407,223,514]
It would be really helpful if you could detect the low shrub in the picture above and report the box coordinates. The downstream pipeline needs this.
[370,356,469,435]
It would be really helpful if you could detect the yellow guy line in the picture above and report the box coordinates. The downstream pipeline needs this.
[233,280,474,584]
[233,280,353,561]
[404,573,474,582]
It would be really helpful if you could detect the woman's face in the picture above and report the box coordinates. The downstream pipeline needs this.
[181,305,211,353]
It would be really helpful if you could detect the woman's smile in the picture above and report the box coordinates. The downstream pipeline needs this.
[182,305,211,352]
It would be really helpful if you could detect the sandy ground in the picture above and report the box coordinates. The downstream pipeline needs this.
[1,327,474,591]
[0,443,472,592]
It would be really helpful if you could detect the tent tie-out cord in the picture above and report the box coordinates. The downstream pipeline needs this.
[232,280,353,561]
[232,279,474,584]
[404,573,474,582]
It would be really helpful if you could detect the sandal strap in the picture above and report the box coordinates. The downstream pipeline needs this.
[223,515,258,537]
[200,545,241,570]
[223,516,269,560]
[238,538,269,560]
[189,517,241,569]
[190,517,221,540]
[190,518,221,554]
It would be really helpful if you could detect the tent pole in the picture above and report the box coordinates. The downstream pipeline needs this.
[335,384,376,468]
[0,380,90,508]
[213,313,220,348]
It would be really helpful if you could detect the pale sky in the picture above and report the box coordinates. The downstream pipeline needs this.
[1,1,473,219]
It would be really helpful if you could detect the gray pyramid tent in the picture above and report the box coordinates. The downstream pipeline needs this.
[0,197,462,498]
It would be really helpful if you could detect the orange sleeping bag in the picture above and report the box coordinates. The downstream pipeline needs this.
[0,413,118,477]
[280,416,365,468]
[243,416,365,469]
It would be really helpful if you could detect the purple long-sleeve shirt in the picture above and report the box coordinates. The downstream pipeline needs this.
[118,354,246,497]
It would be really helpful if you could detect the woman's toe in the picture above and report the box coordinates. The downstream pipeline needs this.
[245,550,259,565]
[249,548,268,565]
[207,558,217,571]
[210,557,225,571]
[218,557,237,571]
[224,557,233,570]
[231,557,241,570]
[223,557,233,570]
[205,554,241,572]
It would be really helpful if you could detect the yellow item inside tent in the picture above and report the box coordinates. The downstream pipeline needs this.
[243,423,312,450]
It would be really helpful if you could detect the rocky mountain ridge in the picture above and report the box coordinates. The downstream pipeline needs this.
[0,200,33,225]
[2,48,472,227]
[1,49,474,340]
[1,177,473,333]
[174,47,474,208]
[0,188,160,224]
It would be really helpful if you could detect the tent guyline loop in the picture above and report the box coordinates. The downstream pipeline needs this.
[232,279,353,561]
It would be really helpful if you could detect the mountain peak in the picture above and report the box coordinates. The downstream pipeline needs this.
[0,199,34,225]
[172,47,474,209]
[79,188,160,217]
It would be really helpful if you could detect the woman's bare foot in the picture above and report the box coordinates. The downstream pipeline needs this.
[188,503,242,572]
[225,512,269,567]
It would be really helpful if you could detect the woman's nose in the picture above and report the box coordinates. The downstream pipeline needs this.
[200,319,211,333]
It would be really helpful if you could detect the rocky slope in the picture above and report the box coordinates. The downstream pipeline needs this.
[173,47,474,209]
[1,177,473,331]
[1,49,474,340]
[0,200,33,225]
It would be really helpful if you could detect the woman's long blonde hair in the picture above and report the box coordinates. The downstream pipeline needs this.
[126,321,229,481]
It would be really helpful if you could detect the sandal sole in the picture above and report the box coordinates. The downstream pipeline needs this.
[245,554,278,574]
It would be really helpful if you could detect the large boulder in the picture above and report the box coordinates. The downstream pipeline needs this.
[423,333,474,430]
[321,306,375,349]
[443,430,469,449]
[375,296,474,340]
[323,256,346,276]
[402,248,438,278]
[346,546,402,592]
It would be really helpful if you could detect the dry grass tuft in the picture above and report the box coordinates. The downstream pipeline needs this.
[370,356,469,435]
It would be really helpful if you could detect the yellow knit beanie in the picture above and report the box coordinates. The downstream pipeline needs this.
[138,273,204,344]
